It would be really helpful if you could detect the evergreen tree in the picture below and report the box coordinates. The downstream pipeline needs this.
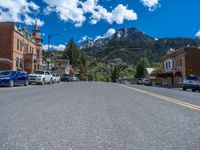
[111,66,120,82]
[63,39,79,67]
[79,51,88,80]
[135,57,148,78]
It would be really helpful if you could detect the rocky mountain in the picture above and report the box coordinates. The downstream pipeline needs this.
[80,27,155,49]
[80,27,200,65]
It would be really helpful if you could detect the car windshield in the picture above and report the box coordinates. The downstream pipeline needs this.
[34,71,44,74]
[186,76,198,81]
[0,71,16,76]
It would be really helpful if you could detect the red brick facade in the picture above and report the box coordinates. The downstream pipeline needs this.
[0,22,43,73]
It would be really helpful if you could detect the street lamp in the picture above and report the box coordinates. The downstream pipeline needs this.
[47,33,61,70]
[48,33,60,51]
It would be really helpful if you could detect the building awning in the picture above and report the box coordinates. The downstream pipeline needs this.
[157,72,173,78]
[0,58,12,64]
[174,71,182,77]
[146,68,155,75]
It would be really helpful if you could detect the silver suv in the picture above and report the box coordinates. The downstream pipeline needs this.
[183,76,200,92]
[29,70,53,85]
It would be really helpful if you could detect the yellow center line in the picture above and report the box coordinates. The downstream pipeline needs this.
[118,84,200,111]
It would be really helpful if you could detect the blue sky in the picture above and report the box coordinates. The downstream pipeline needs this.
[0,0,200,50]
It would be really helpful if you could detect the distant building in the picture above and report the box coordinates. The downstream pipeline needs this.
[145,68,155,79]
[158,47,200,87]
[0,22,43,73]
[53,59,72,75]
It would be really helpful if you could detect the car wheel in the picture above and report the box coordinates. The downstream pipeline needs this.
[192,89,196,92]
[24,80,29,86]
[49,79,52,85]
[41,79,45,85]
[9,80,14,87]
[183,87,187,91]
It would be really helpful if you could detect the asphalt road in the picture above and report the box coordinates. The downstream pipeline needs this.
[0,82,199,150]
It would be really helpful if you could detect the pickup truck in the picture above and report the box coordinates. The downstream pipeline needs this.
[29,70,53,85]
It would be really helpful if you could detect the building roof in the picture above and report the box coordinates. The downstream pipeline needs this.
[32,21,42,41]
[146,68,155,74]
[161,47,200,61]
[14,22,42,45]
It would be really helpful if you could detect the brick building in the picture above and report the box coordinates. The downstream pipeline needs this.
[158,47,200,87]
[0,22,43,73]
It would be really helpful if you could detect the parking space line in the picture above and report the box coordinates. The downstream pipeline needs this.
[118,84,200,111]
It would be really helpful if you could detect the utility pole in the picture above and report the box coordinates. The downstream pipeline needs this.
[47,33,60,70]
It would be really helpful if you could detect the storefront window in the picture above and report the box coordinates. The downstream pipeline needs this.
[37,50,40,58]
[168,61,171,68]
[172,60,175,68]
[177,60,179,67]
[20,41,23,51]
[16,58,19,68]
[180,59,182,66]
[29,46,31,53]
[20,59,23,69]
[17,39,19,50]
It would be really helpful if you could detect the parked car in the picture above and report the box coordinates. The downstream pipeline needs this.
[0,70,29,87]
[29,70,53,85]
[61,74,71,82]
[136,78,145,85]
[52,73,61,83]
[182,76,200,92]
[71,76,79,82]
[120,80,129,84]
[143,79,153,86]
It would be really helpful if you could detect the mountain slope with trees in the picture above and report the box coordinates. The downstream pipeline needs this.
[80,27,200,65]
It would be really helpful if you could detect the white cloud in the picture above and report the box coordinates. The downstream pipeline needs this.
[95,28,116,40]
[43,44,66,51]
[140,0,160,11]
[0,0,44,26]
[43,0,137,27]
[107,4,137,24]
[195,30,200,38]
[24,17,44,27]
[43,0,85,27]
[89,4,137,25]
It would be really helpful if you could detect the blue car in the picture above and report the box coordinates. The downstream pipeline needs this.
[0,70,29,87]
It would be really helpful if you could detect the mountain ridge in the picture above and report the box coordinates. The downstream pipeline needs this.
[80,27,200,64]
